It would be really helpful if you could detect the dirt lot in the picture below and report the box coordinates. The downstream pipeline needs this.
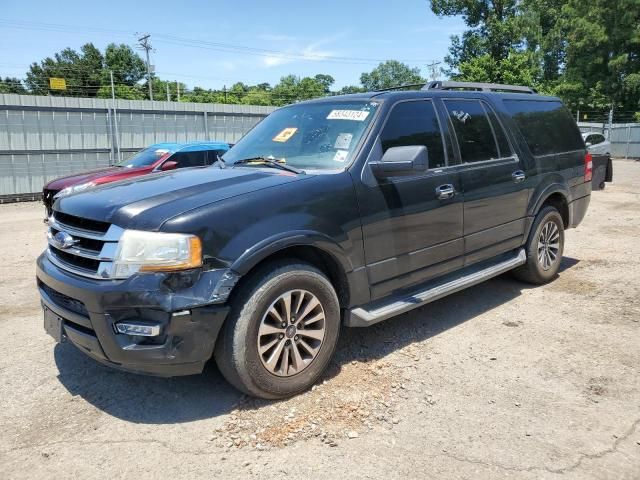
[1,160,639,480]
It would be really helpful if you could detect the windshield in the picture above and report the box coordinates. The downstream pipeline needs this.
[118,146,175,168]
[223,101,379,171]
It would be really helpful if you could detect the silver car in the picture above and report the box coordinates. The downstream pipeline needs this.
[582,132,611,156]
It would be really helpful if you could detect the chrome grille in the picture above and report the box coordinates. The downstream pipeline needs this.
[46,212,124,279]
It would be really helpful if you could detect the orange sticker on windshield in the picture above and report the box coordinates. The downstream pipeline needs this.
[273,127,298,143]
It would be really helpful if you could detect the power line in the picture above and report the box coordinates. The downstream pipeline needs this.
[0,18,436,66]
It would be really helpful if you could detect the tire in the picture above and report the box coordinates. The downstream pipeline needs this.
[512,206,565,284]
[214,261,340,399]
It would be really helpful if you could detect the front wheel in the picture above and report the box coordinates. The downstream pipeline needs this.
[513,206,565,284]
[214,261,340,399]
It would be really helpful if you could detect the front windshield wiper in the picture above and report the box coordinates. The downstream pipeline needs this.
[232,157,305,175]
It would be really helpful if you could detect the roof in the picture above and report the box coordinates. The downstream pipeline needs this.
[148,141,230,152]
[296,89,560,106]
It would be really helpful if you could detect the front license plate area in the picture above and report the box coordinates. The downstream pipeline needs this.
[43,306,66,343]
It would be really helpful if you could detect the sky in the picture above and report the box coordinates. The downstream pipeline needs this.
[0,0,466,91]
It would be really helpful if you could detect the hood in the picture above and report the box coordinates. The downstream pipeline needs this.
[55,166,311,231]
[45,166,151,191]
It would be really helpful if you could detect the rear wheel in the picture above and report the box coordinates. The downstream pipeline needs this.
[513,206,565,284]
[214,261,340,399]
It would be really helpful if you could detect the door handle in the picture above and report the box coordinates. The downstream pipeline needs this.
[512,170,526,183]
[436,184,456,200]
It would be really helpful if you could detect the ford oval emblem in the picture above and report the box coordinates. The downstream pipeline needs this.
[53,231,77,250]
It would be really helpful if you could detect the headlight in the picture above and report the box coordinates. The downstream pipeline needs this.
[55,181,96,198]
[113,230,202,277]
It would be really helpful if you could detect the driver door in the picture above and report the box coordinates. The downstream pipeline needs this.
[355,100,464,299]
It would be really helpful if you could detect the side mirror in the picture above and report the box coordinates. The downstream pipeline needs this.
[370,146,428,178]
[585,142,592,147]
[161,160,178,171]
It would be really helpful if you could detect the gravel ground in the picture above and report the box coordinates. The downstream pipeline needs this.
[1,159,639,480]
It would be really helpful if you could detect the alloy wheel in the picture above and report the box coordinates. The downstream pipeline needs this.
[537,220,560,270]
[257,289,326,377]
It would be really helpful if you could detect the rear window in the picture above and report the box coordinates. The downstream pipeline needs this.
[503,100,584,156]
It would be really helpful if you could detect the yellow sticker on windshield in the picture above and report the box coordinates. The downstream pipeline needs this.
[273,127,298,143]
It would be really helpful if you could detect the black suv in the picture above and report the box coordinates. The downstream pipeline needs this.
[37,81,592,399]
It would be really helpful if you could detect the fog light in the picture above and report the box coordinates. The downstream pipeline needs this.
[115,322,161,337]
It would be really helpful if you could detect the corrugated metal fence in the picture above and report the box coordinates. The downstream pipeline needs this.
[0,94,276,198]
[578,122,640,159]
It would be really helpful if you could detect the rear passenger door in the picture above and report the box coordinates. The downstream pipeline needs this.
[442,98,528,265]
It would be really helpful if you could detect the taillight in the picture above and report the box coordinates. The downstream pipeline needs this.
[584,152,593,182]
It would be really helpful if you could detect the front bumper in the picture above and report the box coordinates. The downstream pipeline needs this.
[36,252,232,376]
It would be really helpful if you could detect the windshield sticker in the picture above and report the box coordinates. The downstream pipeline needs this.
[334,133,353,150]
[333,150,349,163]
[327,110,370,121]
[273,127,298,143]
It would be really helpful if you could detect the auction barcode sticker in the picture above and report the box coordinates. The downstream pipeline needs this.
[327,110,370,121]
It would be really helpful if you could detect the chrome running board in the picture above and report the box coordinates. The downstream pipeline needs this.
[346,249,526,327]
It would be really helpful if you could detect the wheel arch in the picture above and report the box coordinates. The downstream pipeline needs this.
[530,183,571,228]
[228,232,353,308]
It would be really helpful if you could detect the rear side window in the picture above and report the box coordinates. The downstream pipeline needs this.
[205,149,228,165]
[586,134,605,145]
[444,99,508,163]
[504,100,584,156]
[380,100,446,168]
[169,151,207,168]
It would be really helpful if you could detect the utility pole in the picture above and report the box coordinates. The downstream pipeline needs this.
[176,81,180,101]
[109,71,121,162]
[427,60,442,81]
[137,34,154,101]
[166,83,170,102]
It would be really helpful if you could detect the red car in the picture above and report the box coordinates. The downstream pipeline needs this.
[43,141,230,216]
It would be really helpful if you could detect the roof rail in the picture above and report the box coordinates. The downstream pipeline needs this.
[423,81,537,94]
[374,83,427,92]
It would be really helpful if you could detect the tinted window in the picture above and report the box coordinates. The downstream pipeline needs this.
[119,146,175,168]
[485,108,512,158]
[169,151,206,168]
[590,134,605,145]
[205,149,227,165]
[380,100,446,168]
[444,100,500,163]
[504,100,584,156]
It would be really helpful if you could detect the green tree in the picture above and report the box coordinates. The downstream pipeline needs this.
[454,50,542,86]
[96,84,145,100]
[313,74,335,94]
[181,87,225,104]
[0,77,27,94]
[25,43,104,96]
[360,60,424,90]
[271,74,331,105]
[430,0,522,71]
[520,0,566,82]
[337,85,366,95]
[103,44,146,86]
[557,0,640,112]
[24,43,147,98]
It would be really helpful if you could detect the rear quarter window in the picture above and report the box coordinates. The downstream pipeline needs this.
[503,100,584,156]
